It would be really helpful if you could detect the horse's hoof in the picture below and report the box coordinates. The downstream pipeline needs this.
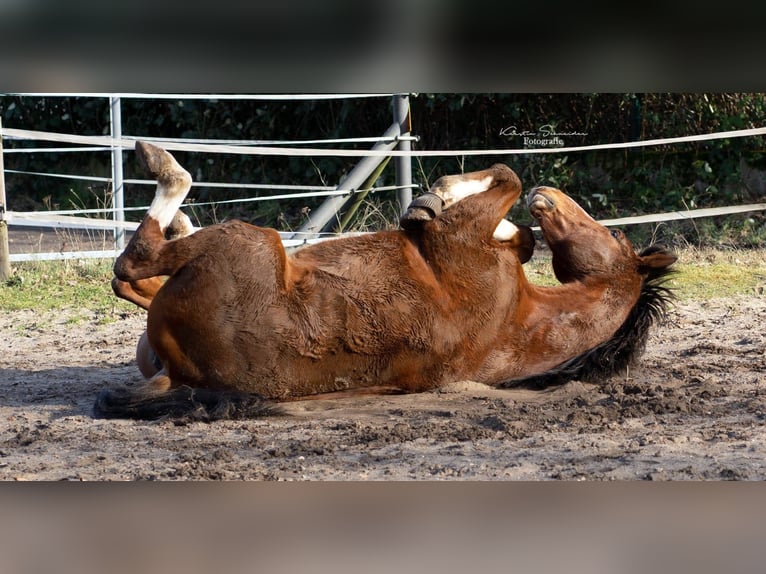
[135,142,191,189]
[400,192,445,229]
[515,225,535,264]
[400,206,434,229]
[135,141,171,177]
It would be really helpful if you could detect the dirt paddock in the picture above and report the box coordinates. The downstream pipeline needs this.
[1,294,764,480]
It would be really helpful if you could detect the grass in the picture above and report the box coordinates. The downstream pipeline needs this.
[1,248,764,316]
[667,247,766,300]
[513,246,765,301]
[0,259,140,324]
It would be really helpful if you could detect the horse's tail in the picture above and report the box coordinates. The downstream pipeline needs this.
[93,383,281,421]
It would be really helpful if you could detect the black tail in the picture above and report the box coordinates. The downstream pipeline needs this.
[93,384,281,421]
[501,246,676,390]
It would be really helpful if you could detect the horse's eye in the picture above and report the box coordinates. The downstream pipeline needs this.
[610,229,622,240]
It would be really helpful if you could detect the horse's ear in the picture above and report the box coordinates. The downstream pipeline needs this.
[637,246,677,275]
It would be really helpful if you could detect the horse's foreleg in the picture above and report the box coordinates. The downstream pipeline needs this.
[494,222,535,264]
[112,276,165,310]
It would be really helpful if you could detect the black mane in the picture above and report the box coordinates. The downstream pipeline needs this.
[500,245,676,390]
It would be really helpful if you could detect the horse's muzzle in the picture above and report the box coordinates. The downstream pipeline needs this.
[527,187,556,214]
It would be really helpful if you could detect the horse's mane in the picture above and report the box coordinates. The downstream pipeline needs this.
[500,245,676,390]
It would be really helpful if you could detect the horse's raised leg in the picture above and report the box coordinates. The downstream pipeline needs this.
[98,141,284,420]
[113,141,193,283]
[109,143,197,381]
[401,164,534,262]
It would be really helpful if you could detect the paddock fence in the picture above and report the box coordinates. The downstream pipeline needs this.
[1,94,765,268]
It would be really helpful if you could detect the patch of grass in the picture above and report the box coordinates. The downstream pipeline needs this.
[669,263,763,300]
[524,255,560,287]
[525,246,765,300]
[666,247,766,300]
[0,260,139,322]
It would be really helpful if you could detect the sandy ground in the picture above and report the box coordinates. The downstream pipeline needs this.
[1,290,765,481]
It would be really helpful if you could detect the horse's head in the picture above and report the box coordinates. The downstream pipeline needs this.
[500,185,678,389]
[401,164,535,263]
[527,186,677,284]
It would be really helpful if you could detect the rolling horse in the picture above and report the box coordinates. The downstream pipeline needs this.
[96,142,676,420]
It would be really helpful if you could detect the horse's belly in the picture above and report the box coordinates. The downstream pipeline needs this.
[254,345,447,399]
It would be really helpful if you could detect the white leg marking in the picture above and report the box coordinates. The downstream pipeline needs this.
[439,175,494,208]
[171,211,197,238]
[492,218,519,241]
[146,170,193,232]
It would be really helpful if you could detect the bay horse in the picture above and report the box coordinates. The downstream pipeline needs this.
[96,142,675,420]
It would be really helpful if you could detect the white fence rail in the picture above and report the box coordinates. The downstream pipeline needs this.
[1,94,765,265]
[1,93,417,262]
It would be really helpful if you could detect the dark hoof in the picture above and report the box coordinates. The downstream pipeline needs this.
[134,141,182,180]
[515,225,535,264]
[400,206,434,229]
[399,192,445,229]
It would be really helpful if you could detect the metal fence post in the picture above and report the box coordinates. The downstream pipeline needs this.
[0,117,11,281]
[109,95,125,250]
[294,122,401,239]
[393,94,413,215]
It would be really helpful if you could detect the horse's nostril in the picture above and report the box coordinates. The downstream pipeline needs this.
[527,189,555,211]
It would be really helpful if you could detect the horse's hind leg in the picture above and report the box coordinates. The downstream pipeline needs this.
[113,141,193,282]
[137,141,193,233]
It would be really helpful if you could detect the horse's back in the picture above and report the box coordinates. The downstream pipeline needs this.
[146,224,450,396]
[146,221,291,389]
[292,230,446,339]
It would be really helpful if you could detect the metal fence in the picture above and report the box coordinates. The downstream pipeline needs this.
[1,94,765,270]
[0,93,417,264]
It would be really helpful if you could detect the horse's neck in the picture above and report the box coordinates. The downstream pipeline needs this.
[417,230,505,282]
[515,277,641,372]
